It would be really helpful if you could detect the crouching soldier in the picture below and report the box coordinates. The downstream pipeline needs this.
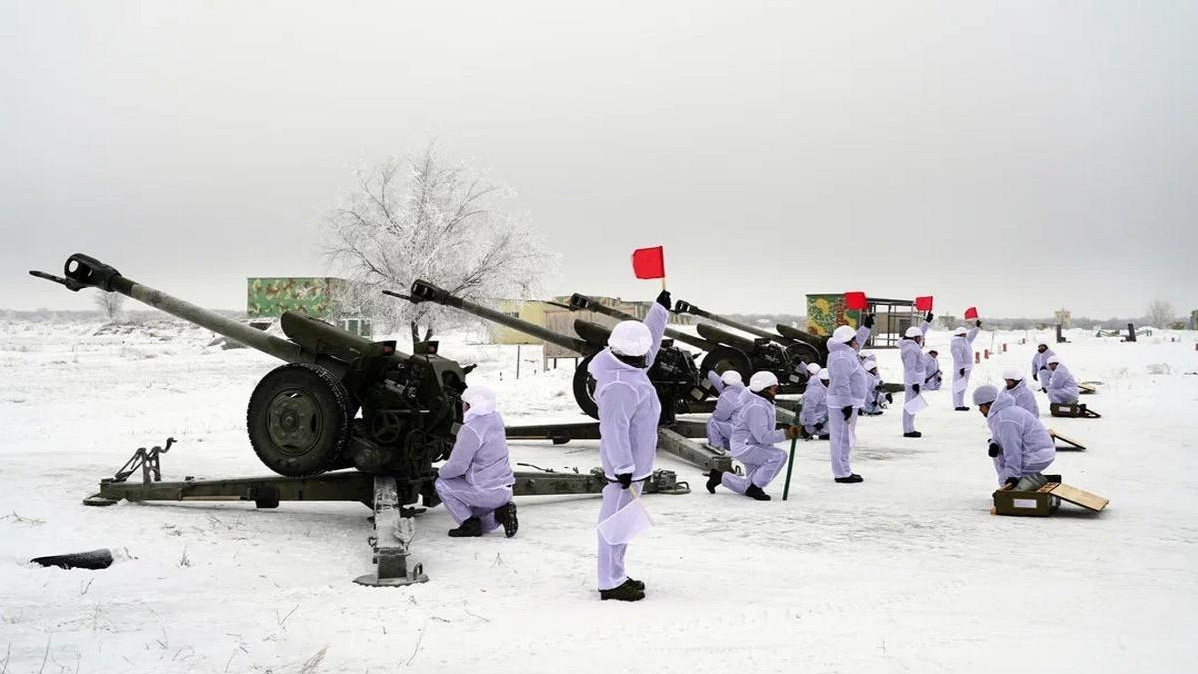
[972,384,1055,491]
[705,369,745,451]
[799,366,830,440]
[435,385,518,538]
[1001,367,1039,416]
[706,371,801,501]
[590,290,671,602]
[1045,355,1080,404]
[861,358,887,416]
[923,350,943,391]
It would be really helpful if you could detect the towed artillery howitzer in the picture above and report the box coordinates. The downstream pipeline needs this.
[29,254,688,586]
[391,280,706,423]
[394,281,738,473]
[671,299,823,396]
[566,293,800,420]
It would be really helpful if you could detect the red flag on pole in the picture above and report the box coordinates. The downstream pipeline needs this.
[915,296,934,312]
[844,292,868,311]
[964,306,979,320]
[631,246,666,279]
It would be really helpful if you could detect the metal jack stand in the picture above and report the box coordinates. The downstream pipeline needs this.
[355,476,428,587]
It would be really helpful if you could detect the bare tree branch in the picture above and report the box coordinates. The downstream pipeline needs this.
[321,147,557,341]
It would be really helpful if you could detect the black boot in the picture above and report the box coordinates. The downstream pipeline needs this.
[744,484,771,501]
[706,469,723,494]
[494,502,518,538]
[626,578,646,591]
[903,431,922,438]
[834,474,864,484]
[600,578,645,601]
[955,406,971,412]
[448,517,483,537]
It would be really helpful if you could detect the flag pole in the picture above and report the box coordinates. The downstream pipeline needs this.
[782,436,798,501]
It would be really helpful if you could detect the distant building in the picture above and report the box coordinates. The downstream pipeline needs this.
[1054,308,1073,329]
[246,277,371,337]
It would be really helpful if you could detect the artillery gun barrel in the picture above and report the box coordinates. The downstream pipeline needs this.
[673,299,788,343]
[31,254,305,363]
[568,293,717,352]
[398,280,592,355]
[775,323,823,346]
[695,322,757,353]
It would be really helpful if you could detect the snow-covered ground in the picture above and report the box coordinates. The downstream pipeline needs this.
[1,318,1196,673]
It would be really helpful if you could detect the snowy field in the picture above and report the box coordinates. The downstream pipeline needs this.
[2,318,1197,674]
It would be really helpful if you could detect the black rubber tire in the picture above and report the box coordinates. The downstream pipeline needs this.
[784,341,822,368]
[699,346,753,395]
[247,363,351,477]
[571,354,600,420]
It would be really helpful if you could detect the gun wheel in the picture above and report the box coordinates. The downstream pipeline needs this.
[571,354,601,420]
[699,346,752,393]
[784,342,821,368]
[247,363,351,477]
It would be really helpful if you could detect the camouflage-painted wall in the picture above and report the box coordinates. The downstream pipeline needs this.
[247,278,346,318]
[806,293,861,337]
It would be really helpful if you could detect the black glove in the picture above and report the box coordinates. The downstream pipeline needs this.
[988,442,1001,457]
[655,290,672,310]
[814,422,824,432]
[925,312,934,323]
[1004,477,1020,488]
[841,405,853,421]
[862,314,875,329]
[975,319,982,328]
[912,384,920,395]
[959,368,966,377]
[616,473,633,489]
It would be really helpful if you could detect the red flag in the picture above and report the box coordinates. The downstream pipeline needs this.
[915,296,934,312]
[631,246,666,279]
[844,292,868,311]
[964,306,979,320]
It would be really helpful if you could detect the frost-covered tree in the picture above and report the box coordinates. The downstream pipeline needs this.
[1144,299,1174,328]
[94,289,124,323]
[323,147,555,344]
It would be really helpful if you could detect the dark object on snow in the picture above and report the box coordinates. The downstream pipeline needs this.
[992,475,1109,517]
[31,548,114,570]
[1050,402,1102,418]
[1125,323,1137,342]
[600,578,645,601]
[447,517,483,537]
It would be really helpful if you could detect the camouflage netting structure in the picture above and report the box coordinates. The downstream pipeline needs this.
[247,278,346,319]
[806,293,862,338]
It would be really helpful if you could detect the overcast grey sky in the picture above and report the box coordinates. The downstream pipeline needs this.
[3,1,1196,318]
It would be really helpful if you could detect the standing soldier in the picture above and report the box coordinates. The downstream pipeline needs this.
[825,316,872,483]
[951,321,981,411]
[704,369,745,451]
[435,385,519,538]
[900,313,933,437]
[1030,343,1056,393]
[588,290,671,602]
